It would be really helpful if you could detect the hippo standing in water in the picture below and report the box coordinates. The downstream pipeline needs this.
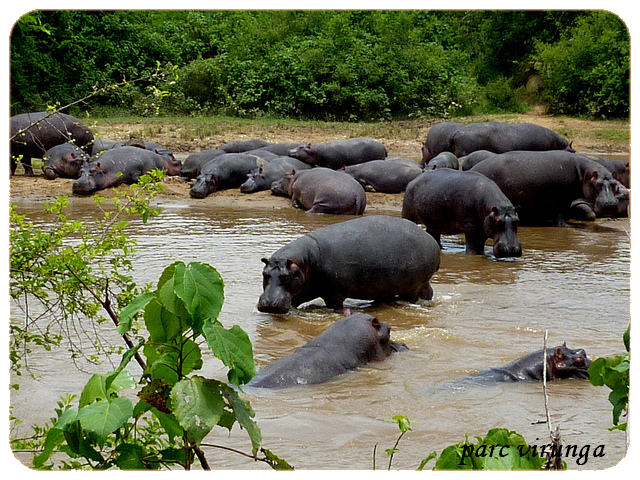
[249,313,408,388]
[42,143,89,179]
[240,156,311,193]
[10,111,94,176]
[466,343,591,382]
[471,151,621,226]
[344,159,422,193]
[257,215,441,313]
[403,169,522,258]
[270,167,367,215]
[72,146,181,195]
[289,138,387,169]
[189,153,268,198]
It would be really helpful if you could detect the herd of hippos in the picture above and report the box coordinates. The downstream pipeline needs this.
[11,111,629,388]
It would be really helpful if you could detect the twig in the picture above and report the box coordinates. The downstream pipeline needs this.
[542,330,552,434]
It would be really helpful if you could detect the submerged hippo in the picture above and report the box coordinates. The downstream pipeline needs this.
[471,151,620,226]
[249,313,408,388]
[190,153,267,198]
[42,143,89,179]
[240,156,310,193]
[403,169,522,258]
[257,215,441,313]
[10,111,94,176]
[271,167,366,215]
[344,159,422,193]
[72,146,180,195]
[466,343,591,382]
[289,138,387,169]
[425,151,459,170]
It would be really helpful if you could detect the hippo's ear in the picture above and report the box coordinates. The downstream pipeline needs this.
[554,347,566,361]
[261,257,270,265]
[370,317,381,330]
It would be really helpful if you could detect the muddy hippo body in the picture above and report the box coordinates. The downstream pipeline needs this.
[218,138,270,153]
[240,156,310,193]
[290,138,387,169]
[257,215,441,313]
[471,151,620,226]
[421,121,464,167]
[468,344,591,382]
[425,151,459,170]
[10,111,94,176]
[42,143,89,179]
[189,153,266,198]
[271,167,367,215]
[458,150,496,171]
[250,314,407,388]
[72,147,177,195]
[450,122,574,158]
[181,149,226,179]
[402,169,522,258]
[344,159,422,193]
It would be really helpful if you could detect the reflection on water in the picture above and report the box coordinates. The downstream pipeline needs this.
[10,190,630,469]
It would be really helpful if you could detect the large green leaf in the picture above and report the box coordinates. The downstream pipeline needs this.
[118,291,155,334]
[157,262,190,320]
[144,297,183,343]
[75,397,133,447]
[79,370,137,408]
[173,262,224,334]
[220,383,262,455]
[203,323,255,386]
[170,376,225,444]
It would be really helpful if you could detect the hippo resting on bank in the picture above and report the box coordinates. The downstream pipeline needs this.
[72,146,182,195]
[425,151,459,171]
[270,167,367,215]
[190,153,268,198]
[344,159,422,193]
[458,150,496,171]
[581,154,630,188]
[217,138,270,153]
[10,111,94,176]
[257,215,441,313]
[91,138,174,158]
[466,343,591,382]
[402,169,522,258]
[249,313,408,389]
[42,143,89,179]
[180,149,227,179]
[289,138,387,170]
[240,156,311,193]
[471,151,621,226]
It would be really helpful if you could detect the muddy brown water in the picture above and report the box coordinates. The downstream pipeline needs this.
[10,168,630,470]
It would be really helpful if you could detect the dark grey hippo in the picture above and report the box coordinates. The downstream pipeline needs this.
[466,343,591,382]
[42,143,89,179]
[72,146,181,195]
[10,111,94,176]
[261,142,305,156]
[270,167,366,215]
[449,122,575,158]
[421,121,464,167]
[181,149,227,179]
[581,154,630,188]
[240,156,310,193]
[458,150,496,171]
[289,138,387,169]
[402,169,522,258]
[471,151,621,226]
[217,138,270,153]
[91,138,123,156]
[425,151,459,170]
[189,153,267,198]
[257,215,441,313]
[570,181,630,220]
[344,159,422,193]
[249,313,408,389]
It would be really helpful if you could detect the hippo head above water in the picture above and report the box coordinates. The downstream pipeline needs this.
[582,168,621,217]
[483,206,522,259]
[549,343,591,380]
[258,257,305,314]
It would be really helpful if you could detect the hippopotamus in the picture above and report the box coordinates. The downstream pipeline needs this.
[344,159,422,193]
[91,138,123,156]
[42,143,89,179]
[10,111,94,176]
[270,167,367,215]
[217,138,271,153]
[402,169,522,258]
[421,121,464,167]
[466,343,591,382]
[581,154,630,188]
[249,313,408,388]
[92,138,175,161]
[261,142,305,156]
[189,153,267,198]
[471,151,620,226]
[570,181,630,220]
[257,215,441,313]
[72,146,181,195]
[289,138,387,169]
[458,150,497,171]
[449,122,575,158]
[180,149,227,179]
[425,151,459,170]
[240,156,310,193]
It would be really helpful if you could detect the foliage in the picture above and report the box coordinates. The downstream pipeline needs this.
[588,326,630,431]
[17,261,291,470]
[10,10,630,119]
[9,170,165,380]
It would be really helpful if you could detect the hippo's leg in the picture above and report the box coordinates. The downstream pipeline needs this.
[21,156,34,176]
[464,229,488,255]
[321,294,345,311]
[419,281,434,301]
[426,229,442,247]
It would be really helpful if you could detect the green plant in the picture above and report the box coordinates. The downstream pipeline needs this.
[587,326,630,431]
[19,261,291,470]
